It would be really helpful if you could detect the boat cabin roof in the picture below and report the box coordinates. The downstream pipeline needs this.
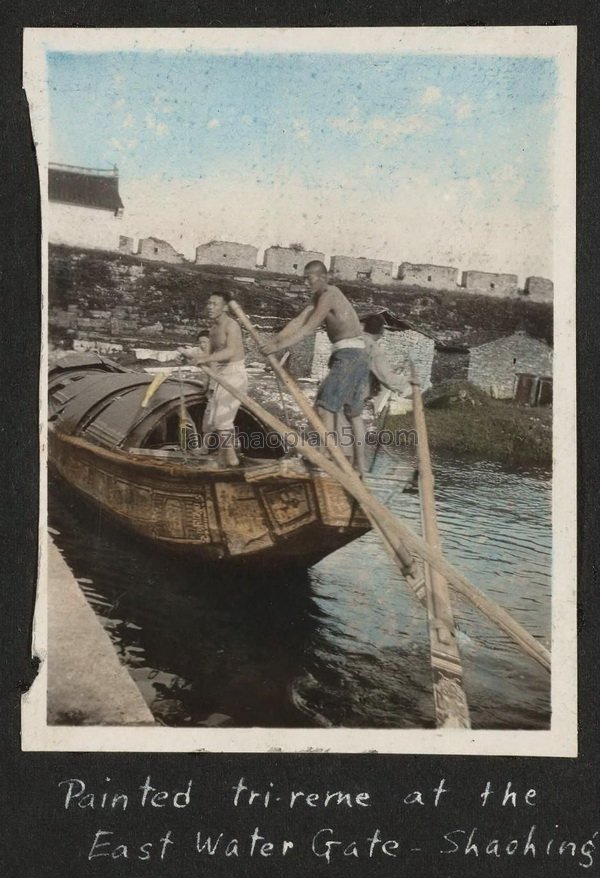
[48,353,272,453]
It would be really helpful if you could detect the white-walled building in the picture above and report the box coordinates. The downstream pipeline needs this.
[468,330,553,398]
[48,163,124,252]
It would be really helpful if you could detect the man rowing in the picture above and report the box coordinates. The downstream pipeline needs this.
[262,260,369,475]
[180,290,247,466]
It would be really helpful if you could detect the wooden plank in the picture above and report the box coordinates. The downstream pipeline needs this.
[411,363,471,728]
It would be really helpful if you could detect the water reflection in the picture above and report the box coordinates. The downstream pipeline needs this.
[49,448,551,730]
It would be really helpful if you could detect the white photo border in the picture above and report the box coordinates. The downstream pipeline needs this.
[22,25,577,755]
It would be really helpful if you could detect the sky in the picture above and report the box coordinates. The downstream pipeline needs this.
[47,51,557,280]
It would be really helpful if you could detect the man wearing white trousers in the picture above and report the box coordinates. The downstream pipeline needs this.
[180,290,247,467]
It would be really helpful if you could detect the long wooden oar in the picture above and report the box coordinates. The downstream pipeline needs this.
[411,363,470,728]
[228,305,468,721]
[201,362,551,674]
[226,302,549,673]
[228,301,421,583]
[368,391,392,474]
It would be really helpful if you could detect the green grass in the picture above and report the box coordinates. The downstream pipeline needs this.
[386,385,552,468]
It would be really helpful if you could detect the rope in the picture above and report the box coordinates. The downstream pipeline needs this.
[252,324,294,428]
[177,366,189,464]
[274,359,292,427]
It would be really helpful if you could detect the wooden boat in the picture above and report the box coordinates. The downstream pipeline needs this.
[48,353,370,568]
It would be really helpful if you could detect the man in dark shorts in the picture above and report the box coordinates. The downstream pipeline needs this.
[263,260,369,474]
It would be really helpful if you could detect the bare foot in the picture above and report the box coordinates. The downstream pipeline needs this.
[218,446,240,468]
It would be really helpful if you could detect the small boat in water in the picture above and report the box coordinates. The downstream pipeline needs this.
[48,353,370,568]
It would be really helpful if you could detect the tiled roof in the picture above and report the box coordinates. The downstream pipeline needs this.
[358,307,439,340]
[434,329,509,351]
[49,164,124,214]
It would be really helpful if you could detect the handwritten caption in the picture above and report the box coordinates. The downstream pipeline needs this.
[56,776,598,869]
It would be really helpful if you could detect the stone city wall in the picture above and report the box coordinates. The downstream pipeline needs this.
[461,270,519,297]
[195,240,258,269]
[111,233,553,302]
[48,246,554,384]
[330,255,394,284]
[263,247,326,275]
[397,262,459,289]
[136,237,186,264]
[525,276,554,302]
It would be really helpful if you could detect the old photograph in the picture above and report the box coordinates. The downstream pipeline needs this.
[22,27,576,753]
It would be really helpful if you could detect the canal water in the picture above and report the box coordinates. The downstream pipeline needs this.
[48,451,551,730]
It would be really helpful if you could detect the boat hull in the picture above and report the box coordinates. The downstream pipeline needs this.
[49,430,370,569]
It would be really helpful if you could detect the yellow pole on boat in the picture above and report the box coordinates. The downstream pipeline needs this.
[410,362,470,728]
[140,371,167,408]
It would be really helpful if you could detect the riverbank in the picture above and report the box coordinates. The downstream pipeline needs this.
[242,375,553,469]
[47,537,156,726]
[387,384,552,468]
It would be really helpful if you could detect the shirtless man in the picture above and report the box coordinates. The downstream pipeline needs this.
[263,260,369,474]
[180,291,247,466]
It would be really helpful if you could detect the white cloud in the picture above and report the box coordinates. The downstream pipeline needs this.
[329,111,432,145]
[369,113,431,145]
[494,164,521,184]
[421,85,441,105]
[467,177,484,199]
[329,115,362,134]
[144,114,168,138]
[114,98,126,110]
[122,114,135,129]
[152,91,175,115]
[455,98,473,120]
[292,119,311,143]
[491,163,525,197]
[109,137,137,153]
[207,118,220,129]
